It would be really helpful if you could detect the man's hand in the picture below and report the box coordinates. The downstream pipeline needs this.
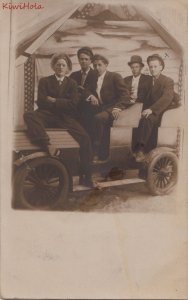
[141,109,152,118]
[47,96,56,103]
[130,98,136,104]
[112,108,122,120]
[90,95,99,106]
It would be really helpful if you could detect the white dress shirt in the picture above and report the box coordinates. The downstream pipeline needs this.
[96,71,106,102]
[55,74,65,85]
[131,74,141,101]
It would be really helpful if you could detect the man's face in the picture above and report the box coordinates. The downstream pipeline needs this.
[130,63,143,77]
[53,59,69,77]
[148,60,163,77]
[78,53,92,71]
[93,60,107,76]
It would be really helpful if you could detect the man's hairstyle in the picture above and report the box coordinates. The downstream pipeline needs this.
[50,52,72,71]
[147,54,165,70]
[77,47,94,61]
[93,54,109,65]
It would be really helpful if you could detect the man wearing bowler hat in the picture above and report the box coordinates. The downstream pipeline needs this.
[124,55,152,105]
[133,54,175,162]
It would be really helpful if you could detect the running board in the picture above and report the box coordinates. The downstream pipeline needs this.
[73,177,145,192]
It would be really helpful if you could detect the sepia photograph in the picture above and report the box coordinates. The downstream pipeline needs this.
[0,0,188,299]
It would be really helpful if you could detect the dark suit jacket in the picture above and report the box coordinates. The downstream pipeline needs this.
[37,75,79,116]
[99,71,130,112]
[70,68,97,100]
[148,74,174,116]
[124,74,152,107]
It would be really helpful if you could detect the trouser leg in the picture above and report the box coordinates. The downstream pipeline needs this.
[24,110,93,177]
[135,114,159,152]
[61,116,93,177]
[93,110,111,157]
[79,103,98,147]
[98,125,111,160]
[23,110,53,147]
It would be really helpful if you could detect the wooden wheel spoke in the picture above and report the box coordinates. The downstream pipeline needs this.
[161,177,166,188]
[154,163,161,172]
[14,157,69,209]
[154,176,160,187]
[24,180,35,187]
[153,167,160,172]
[163,176,170,186]
[159,177,163,188]
[47,177,60,185]
[26,173,39,184]
[162,157,170,168]
[165,159,172,167]
[159,157,165,168]
[147,152,178,195]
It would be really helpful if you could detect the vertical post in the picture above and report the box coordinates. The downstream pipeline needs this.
[24,55,35,112]
[178,60,183,104]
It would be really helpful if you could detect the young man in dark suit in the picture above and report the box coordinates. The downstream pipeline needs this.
[90,54,131,161]
[70,47,98,138]
[24,53,94,187]
[124,55,152,106]
[134,54,174,162]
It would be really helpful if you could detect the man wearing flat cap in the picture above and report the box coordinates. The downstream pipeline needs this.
[134,54,175,162]
[70,47,98,138]
[124,55,152,105]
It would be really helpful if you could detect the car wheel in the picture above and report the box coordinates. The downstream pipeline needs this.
[147,151,178,196]
[13,157,70,210]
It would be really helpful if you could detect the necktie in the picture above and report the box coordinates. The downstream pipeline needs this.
[152,77,156,86]
[81,72,87,86]
[58,80,62,86]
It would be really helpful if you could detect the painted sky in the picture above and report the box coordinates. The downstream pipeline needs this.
[36,19,181,87]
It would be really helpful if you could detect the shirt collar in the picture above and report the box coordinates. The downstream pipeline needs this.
[133,74,141,80]
[98,70,107,81]
[55,74,65,82]
[81,68,90,75]
[153,73,161,80]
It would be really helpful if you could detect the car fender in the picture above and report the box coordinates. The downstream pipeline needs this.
[14,151,49,167]
[14,151,74,192]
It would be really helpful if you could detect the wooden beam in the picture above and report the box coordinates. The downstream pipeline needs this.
[135,5,183,55]
[24,3,82,56]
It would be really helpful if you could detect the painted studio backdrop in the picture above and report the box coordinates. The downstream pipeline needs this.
[14,1,183,128]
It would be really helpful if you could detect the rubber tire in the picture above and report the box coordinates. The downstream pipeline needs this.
[147,151,178,196]
[13,157,70,210]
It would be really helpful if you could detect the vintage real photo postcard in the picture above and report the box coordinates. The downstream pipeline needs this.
[0,0,188,299]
